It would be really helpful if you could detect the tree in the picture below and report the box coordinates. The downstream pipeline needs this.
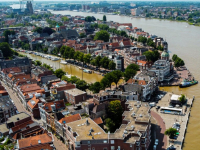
[33,27,43,33]
[3,30,15,43]
[100,77,110,90]
[147,38,155,47]
[108,100,123,128]
[165,128,177,139]
[104,72,115,89]
[75,80,88,91]
[94,30,110,42]
[80,33,86,38]
[100,57,110,69]
[62,16,69,22]
[0,42,13,58]
[54,69,66,78]
[89,82,102,93]
[34,60,42,66]
[74,51,81,61]
[105,118,115,133]
[68,76,79,83]
[103,15,107,22]
[94,56,102,68]
[172,54,178,62]
[78,53,84,62]
[111,70,123,88]
[85,16,96,22]
[124,69,137,81]
[143,50,160,62]
[138,36,147,44]
[43,27,55,35]
[108,61,116,70]
[69,48,75,59]
[126,64,140,71]
[179,94,186,104]
[83,54,91,65]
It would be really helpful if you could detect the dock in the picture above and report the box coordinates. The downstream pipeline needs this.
[151,92,194,150]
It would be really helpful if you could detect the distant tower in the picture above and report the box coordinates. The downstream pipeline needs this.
[161,41,169,61]
[56,24,60,33]
[26,1,33,14]
[19,0,33,14]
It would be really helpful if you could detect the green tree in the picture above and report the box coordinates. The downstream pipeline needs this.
[179,94,186,104]
[34,60,42,66]
[94,30,110,42]
[100,77,110,90]
[62,16,69,22]
[124,69,137,81]
[69,48,75,59]
[165,128,178,139]
[108,100,123,128]
[172,54,178,62]
[68,76,80,83]
[126,63,140,71]
[78,53,84,62]
[80,33,86,38]
[143,50,160,62]
[100,57,110,69]
[83,54,91,65]
[138,36,147,44]
[111,70,123,88]
[89,82,102,93]
[108,61,116,70]
[54,69,66,78]
[3,30,15,43]
[75,80,88,91]
[33,27,43,33]
[94,56,102,68]
[74,51,81,61]
[0,42,13,58]
[85,16,96,22]
[43,27,55,35]
[103,15,107,22]
[147,38,155,47]
[61,76,70,82]
[105,118,115,133]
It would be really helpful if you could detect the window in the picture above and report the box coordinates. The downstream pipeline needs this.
[88,141,90,144]
[110,140,115,144]
[130,144,132,147]
[111,146,115,150]
[92,148,95,150]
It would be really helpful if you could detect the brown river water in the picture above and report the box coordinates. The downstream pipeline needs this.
[21,10,200,149]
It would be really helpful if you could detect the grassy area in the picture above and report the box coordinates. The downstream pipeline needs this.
[65,103,72,106]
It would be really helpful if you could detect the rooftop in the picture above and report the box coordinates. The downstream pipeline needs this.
[7,112,30,124]
[58,114,81,124]
[64,88,86,96]
[66,118,107,141]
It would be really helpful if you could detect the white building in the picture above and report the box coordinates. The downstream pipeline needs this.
[149,60,173,82]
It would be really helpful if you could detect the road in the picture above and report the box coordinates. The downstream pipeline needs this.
[151,110,168,150]
[1,81,68,150]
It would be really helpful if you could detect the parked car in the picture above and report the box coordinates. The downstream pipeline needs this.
[149,102,156,107]
[156,106,160,109]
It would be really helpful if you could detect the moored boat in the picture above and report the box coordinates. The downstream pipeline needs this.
[60,60,67,65]
[179,79,198,88]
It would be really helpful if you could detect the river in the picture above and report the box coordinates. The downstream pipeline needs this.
[50,11,200,150]
[10,6,200,149]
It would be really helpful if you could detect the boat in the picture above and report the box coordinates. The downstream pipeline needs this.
[60,60,67,65]
[51,57,59,61]
[83,69,92,74]
[79,67,83,70]
[65,73,71,78]
[179,79,198,88]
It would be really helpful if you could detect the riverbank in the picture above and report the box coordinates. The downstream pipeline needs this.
[151,92,194,150]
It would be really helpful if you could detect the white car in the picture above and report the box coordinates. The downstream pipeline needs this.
[155,139,159,145]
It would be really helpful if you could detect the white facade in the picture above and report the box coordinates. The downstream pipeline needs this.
[149,60,171,82]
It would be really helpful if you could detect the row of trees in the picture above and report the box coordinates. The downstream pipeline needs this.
[85,16,96,22]
[56,45,116,70]
[172,54,185,68]
[33,27,55,35]
[46,19,63,28]
[89,64,139,94]
[3,30,15,43]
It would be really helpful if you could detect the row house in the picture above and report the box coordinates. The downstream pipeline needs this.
[63,100,151,150]
[31,66,53,81]
[50,80,76,102]
[0,57,32,73]
[0,85,17,123]
[16,83,45,109]
[64,88,87,104]
[133,70,158,101]
[137,60,153,70]
[0,67,22,82]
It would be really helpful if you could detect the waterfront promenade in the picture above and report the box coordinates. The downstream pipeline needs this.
[151,93,194,150]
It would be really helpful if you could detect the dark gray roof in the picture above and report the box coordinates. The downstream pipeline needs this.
[41,75,58,84]
[60,29,79,39]
[123,84,142,92]
[0,57,31,70]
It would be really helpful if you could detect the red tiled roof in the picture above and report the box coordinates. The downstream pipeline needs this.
[43,100,65,112]
[18,133,52,149]
[93,117,103,124]
[59,114,81,124]
[138,80,146,85]
[27,96,41,109]
[2,67,21,74]
[110,42,120,47]
[11,120,34,132]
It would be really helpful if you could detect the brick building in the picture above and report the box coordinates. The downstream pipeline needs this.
[64,88,87,104]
